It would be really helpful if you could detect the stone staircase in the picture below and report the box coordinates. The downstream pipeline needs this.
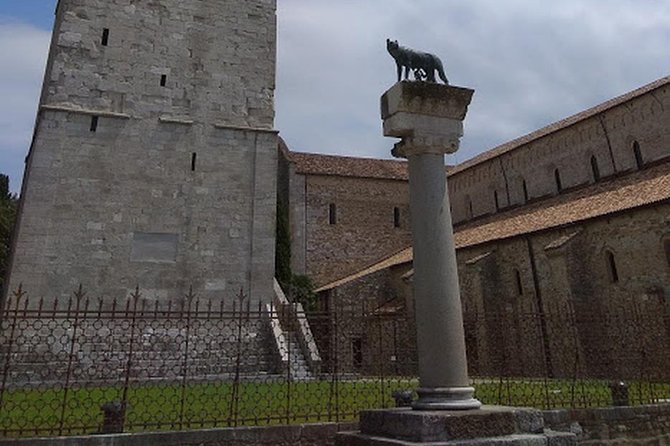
[285,331,311,380]
[266,279,321,381]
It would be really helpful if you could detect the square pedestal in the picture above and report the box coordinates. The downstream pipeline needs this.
[336,406,576,445]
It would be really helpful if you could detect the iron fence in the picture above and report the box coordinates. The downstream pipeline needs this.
[0,285,668,438]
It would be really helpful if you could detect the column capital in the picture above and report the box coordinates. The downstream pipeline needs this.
[381,81,474,159]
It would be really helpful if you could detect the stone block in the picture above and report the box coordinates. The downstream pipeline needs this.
[357,407,546,443]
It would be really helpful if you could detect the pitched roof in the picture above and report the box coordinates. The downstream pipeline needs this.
[315,247,413,292]
[288,151,410,180]
[317,161,670,291]
[454,161,670,247]
[449,75,670,175]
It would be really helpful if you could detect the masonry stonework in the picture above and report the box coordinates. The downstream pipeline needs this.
[448,79,670,224]
[317,176,670,378]
[6,0,278,305]
[278,150,413,287]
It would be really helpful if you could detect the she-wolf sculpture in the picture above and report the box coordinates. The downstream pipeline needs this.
[386,38,449,84]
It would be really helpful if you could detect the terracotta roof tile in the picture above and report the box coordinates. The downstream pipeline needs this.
[289,151,410,180]
[317,161,670,291]
[454,161,670,247]
[450,75,670,175]
[315,247,413,292]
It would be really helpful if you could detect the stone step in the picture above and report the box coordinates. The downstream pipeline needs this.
[336,431,576,445]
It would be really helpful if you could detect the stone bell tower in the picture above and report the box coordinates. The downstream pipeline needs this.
[5,0,278,305]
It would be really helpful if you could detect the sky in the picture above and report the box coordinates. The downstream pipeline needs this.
[1,1,669,193]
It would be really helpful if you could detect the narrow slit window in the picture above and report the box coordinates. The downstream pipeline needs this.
[101,28,109,46]
[468,199,474,219]
[606,251,619,283]
[633,141,643,169]
[590,156,600,182]
[514,269,523,295]
[522,179,529,203]
[494,190,500,211]
[191,153,197,171]
[352,337,363,369]
[554,168,563,192]
[329,203,337,225]
[160,74,167,87]
[90,116,99,132]
[393,207,401,228]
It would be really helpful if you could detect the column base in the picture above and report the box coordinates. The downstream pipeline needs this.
[413,387,482,410]
[336,406,577,445]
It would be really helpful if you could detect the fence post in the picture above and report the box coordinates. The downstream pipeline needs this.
[179,287,195,430]
[58,285,85,436]
[228,289,245,427]
[377,313,386,408]
[119,287,140,432]
[0,285,26,431]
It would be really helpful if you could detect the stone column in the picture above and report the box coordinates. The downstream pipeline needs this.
[381,81,480,410]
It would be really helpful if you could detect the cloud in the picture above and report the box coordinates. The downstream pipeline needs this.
[276,0,670,165]
[0,22,50,192]
[2,1,669,190]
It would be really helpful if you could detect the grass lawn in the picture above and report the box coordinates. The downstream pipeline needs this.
[1,377,668,437]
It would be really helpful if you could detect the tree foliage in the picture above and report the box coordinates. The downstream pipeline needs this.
[275,198,292,287]
[0,174,18,288]
[275,197,317,310]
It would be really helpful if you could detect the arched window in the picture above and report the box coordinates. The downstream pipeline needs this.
[522,179,529,203]
[554,168,563,193]
[393,207,401,228]
[494,190,500,211]
[633,141,643,169]
[590,156,600,182]
[664,238,670,267]
[329,203,337,225]
[606,251,619,283]
[514,269,523,295]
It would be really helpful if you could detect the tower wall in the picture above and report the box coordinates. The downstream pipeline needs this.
[6,0,278,304]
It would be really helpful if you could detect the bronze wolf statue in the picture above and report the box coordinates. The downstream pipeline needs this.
[386,39,449,84]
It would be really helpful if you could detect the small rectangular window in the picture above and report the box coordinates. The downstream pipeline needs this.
[101,28,109,46]
[90,116,99,132]
[160,74,167,87]
[191,153,197,171]
[393,207,401,228]
[329,203,337,225]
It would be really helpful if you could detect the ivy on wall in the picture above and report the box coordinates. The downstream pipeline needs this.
[0,174,18,289]
[275,197,317,310]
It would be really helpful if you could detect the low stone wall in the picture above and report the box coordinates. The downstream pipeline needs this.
[544,404,670,445]
[1,405,668,445]
[0,422,358,446]
[1,316,278,386]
